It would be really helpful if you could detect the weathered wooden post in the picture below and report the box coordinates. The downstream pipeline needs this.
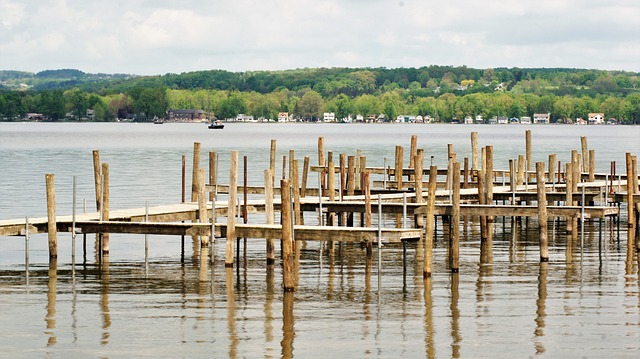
[451,162,461,273]
[46,174,57,259]
[548,154,557,188]
[626,152,636,227]
[517,154,525,187]
[196,168,208,247]
[395,145,404,191]
[191,142,201,202]
[471,132,479,173]
[363,171,372,228]
[526,129,532,180]
[327,161,336,226]
[270,139,277,186]
[181,154,186,203]
[415,149,425,228]
[281,179,295,291]
[301,156,310,197]
[478,169,487,240]
[267,173,278,263]
[225,151,238,267]
[209,151,217,201]
[424,165,437,278]
[92,150,102,211]
[292,159,301,225]
[581,136,589,172]
[588,149,595,183]
[409,135,418,181]
[101,163,110,254]
[565,162,574,233]
[264,170,275,265]
[536,162,549,262]
[318,137,325,194]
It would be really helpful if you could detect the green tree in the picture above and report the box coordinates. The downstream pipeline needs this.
[218,92,247,120]
[297,90,324,121]
[332,94,353,121]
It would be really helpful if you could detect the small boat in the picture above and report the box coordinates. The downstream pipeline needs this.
[208,120,224,129]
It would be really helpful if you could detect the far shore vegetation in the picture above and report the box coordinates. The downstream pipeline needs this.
[1,66,639,124]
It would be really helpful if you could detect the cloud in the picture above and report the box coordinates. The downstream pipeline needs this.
[0,0,637,74]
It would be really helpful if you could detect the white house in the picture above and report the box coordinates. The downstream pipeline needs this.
[277,112,289,122]
[520,116,532,124]
[323,112,335,122]
[533,113,551,124]
[588,113,605,125]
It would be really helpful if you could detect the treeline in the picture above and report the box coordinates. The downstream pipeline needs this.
[1,66,639,123]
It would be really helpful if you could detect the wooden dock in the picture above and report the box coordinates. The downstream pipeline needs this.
[1,131,638,288]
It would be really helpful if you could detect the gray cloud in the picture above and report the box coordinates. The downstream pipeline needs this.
[0,0,637,74]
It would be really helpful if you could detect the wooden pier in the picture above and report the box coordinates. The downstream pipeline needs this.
[1,130,638,289]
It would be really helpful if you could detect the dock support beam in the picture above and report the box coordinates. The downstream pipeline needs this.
[537,162,549,262]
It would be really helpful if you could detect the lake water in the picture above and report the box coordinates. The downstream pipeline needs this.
[0,122,639,358]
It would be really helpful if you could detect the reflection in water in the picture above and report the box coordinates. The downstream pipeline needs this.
[264,266,275,359]
[424,278,435,359]
[450,273,461,358]
[534,262,549,355]
[281,291,295,359]
[46,259,57,347]
[100,255,111,346]
[226,268,237,359]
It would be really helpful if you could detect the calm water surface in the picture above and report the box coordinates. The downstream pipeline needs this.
[0,122,639,358]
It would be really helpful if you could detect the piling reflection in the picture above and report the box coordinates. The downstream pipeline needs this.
[225,267,237,359]
[450,273,461,358]
[281,291,295,359]
[46,258,57,347]
[100,254,111,346]
[264,266,275,358]
[423,278,435,359]
[534,262,548,355]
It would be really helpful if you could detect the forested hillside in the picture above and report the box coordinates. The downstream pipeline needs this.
[1,66,639,123]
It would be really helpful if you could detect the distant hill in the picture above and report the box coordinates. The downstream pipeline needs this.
[0,69,135,91]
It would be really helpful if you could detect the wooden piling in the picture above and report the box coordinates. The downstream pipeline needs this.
[347,156,356,196]
[270,139,277,186]
[588,149,595,183]
[517,154,525,186]
[301,156,310,197]
[581,136,589,172]
[191,142,201,202]
[363,171,372,227]
[395,145,403,191]
[423,165,437,278]
[409,135,417,181]
[101,163,110,254]
[46,174,57,258]
[196,168,208,247]
[209,151,217,201]
[565,162,574,233]
[414,150,424,203]
[264,170,275,265]
[225,151,238,267]
[536,162,549,262]
[526,129,532,175]
[318,137,325,194]
[463,157,469,189]
[548,154,557,185]
[292,159,301,225]
[181,154,186,203]
[471,132,479,172]
[451,162,461,273]
[478,169,487,240]
[327,161,336,225]
[92,150,102,211]
[627,152,636,227]
[281,179,295,291]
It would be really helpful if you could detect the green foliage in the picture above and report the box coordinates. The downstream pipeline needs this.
[1,66,639,123]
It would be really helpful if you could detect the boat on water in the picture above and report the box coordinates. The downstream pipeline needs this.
[208,120,224,129]
[153,117,164,124]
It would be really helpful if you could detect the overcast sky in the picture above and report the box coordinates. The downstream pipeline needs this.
[1,0,638,75]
